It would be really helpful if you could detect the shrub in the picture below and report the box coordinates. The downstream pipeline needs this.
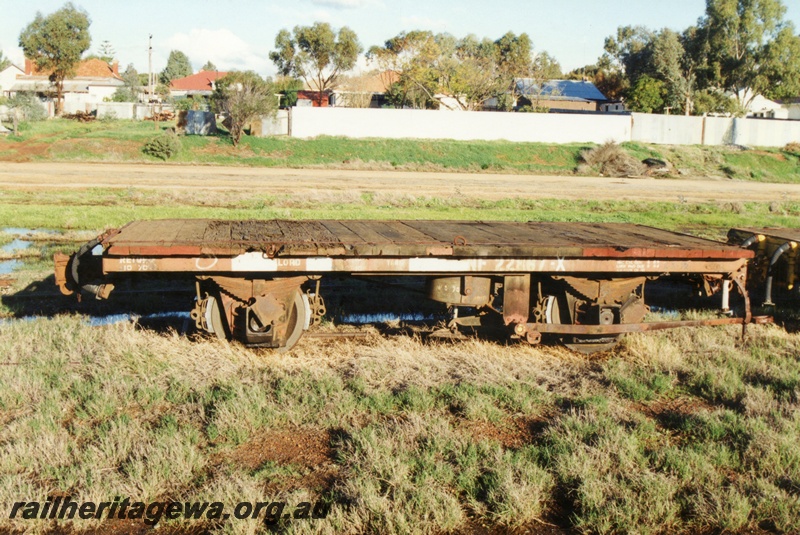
[110,87,135,103]
[142,131,182,160]
[7,92,47,122]
[784,142,800,154]
[580,142,647,177]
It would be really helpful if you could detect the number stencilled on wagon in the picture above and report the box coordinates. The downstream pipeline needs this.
[615,259,661,272]
[118,258,157,272]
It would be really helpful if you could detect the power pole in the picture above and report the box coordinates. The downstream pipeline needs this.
[148,34,154,102]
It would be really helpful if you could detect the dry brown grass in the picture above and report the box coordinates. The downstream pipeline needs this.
[580,142,648,177]
[784,141,800,154]
[2,315,800,534]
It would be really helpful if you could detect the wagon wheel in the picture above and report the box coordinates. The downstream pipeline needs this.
[206,294,228,341]
[192,289,230,341]
[276,289,308,353]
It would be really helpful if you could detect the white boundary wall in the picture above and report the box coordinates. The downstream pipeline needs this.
[703,117,736,145]
[283,107,800,147]
[630,113,704,145]
[290,107,631,144]
[97,102,135,120]
[731,118,800,147]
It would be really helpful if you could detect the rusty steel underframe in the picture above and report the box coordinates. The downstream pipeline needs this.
[513,263,753,339]
[100,254,750,276]
[95,252,754,336]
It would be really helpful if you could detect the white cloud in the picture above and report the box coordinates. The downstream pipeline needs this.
[164,28,270,75]
[311,0,382,9]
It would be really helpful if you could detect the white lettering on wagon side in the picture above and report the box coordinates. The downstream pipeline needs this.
[614,259,662,272]
[230,254,334,272]
[116,258,157,272]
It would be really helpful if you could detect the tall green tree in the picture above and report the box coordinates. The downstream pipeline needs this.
[270,22,362,106]
[367,30,443,109]
[567,58,628,101]
[652,29,696,115]
[160,50,192,84]
[432,34,497,110]
[600,25,660,109]
[495,32,534,79]
[758,25,800,100]
[201,60,217,71]
[604,25,656,81]
[628,74,665,113]
[493,32,535,110]
[695,0,795,107]
[112,63,140,102]
[97,39,115,63]
[212,71,277,147]
[533,51,562,80]
[18,2,91,116]
[369,30,552,111]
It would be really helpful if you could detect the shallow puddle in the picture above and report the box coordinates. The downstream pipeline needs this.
[1,239,33,255]
[0,227,62,276]
[0,259,22,275]
[339,312,442,324]
[87,311,192,326]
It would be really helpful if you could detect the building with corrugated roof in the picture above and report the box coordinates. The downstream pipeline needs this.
[485,79,612,112]
[8,58,125,115]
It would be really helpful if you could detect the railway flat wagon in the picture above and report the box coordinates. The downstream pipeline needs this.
[56,220,755,352]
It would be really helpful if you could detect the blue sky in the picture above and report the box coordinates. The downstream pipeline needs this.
[2,0,799,76]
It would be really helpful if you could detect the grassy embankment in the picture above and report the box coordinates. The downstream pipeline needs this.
[1,316,800,534]
[1,119,800,182]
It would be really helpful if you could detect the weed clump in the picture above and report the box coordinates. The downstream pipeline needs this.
[784,141,800,154]
[142,131,182,160]
[580,142,647,177]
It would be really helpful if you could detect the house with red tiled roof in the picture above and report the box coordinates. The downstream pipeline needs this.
[169,70,228,97]
[9,58,125,115]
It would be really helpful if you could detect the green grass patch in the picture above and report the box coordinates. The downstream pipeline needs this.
[4,119,800,182]
[1,188,799,236]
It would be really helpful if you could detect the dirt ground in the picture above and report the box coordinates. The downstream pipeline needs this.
[2,161,800,203]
